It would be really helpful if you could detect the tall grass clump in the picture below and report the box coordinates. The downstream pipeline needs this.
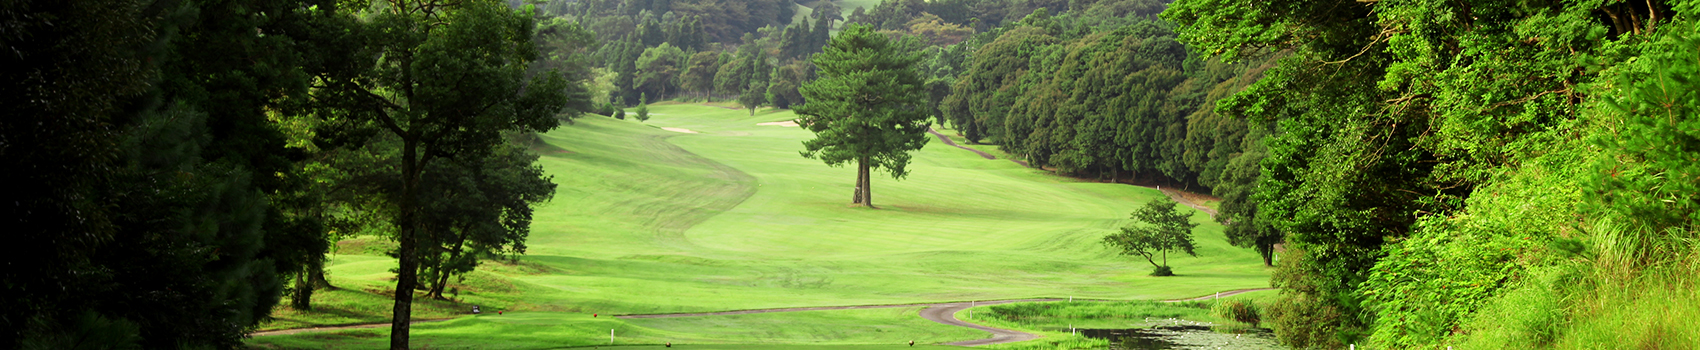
[982,336,1109,350]
[1213,299,1261,328]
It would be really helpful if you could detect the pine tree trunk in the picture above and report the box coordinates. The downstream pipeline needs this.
[852,161,864,204]
[860,157,872,208]
[391,140,422,350]
[1259,243,1274,266]
[307,244,334,289]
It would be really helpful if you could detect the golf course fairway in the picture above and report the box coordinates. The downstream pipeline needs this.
[247,103,1272,349]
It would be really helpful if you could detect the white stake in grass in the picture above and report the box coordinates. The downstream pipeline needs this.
[610,329,614,344]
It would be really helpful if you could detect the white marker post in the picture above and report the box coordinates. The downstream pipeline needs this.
[610,329,615,344]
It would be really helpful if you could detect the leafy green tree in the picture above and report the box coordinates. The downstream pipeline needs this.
[3,0,333,346]
[418,137,556,300]
[1214,124,1278,266]
[848,6,869,25]
[811,1,842,23]
[680,51,722,99]
[307,1,574,348]
[739,79,769,115]
[714,52,752,97]
[636,43,687,99]
[795,24,930,207]
[766,61,810,109]
[1102,197,1199,276]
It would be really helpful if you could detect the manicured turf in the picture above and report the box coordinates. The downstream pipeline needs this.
[250,103,1270,348]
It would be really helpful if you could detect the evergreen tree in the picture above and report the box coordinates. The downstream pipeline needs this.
[848,6,869,25]
[809,15,833,55]
[739,79,769,115]
[794,24,930,207]
[680,51,722,99]
[767,62,809,109]
[636,93,652,121]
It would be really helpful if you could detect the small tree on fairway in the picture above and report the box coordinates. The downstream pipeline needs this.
[1102,197,1199,276]
[636,93,651,122]
[739,79,768,116]
[615,106,627,120]
[795,24,930,208]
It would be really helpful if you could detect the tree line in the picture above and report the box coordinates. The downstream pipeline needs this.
[893,0,1283,265]
[1167,0,1700,348]
[2,0,592,349]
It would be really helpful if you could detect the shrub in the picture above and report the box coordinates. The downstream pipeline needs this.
[1213,299,1261,328]
[1150,265,1172,276]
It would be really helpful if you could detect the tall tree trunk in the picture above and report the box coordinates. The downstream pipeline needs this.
[429,228,470,300]
[1259,243,1274,266]
[859,156,872,208]
[291,270,313,311]
[391,140,421,350]
[310,258,333,289]
[852,158,865,204]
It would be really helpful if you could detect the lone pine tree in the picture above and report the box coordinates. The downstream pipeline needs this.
[795,24,930,208]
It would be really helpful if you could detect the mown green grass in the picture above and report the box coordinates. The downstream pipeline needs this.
[253,310,980,349]
[250,103,1269,348]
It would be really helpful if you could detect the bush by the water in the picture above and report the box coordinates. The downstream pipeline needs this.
[1213,299,1261,328]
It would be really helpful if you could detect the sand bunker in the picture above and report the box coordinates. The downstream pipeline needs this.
[756,120,800,127]
[661,127,699,133]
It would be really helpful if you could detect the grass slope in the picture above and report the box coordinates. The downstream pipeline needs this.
[250,104,1269,348]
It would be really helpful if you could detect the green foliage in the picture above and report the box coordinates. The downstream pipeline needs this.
[307,1,579,347]
[533,17,599,118]
[417,137,557,300]
[1169,0,1700,347]
[636,43,688,100]
[1102,197,1199,275]
[766,61,811,109]
[739,79,769,115]
[795,24,931,206]
[562,0,794,44]
[680,51,722,99]
[1213,299,1261,328]
[636,96,651,122]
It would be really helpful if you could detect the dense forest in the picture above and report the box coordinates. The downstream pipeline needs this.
[1167,0,1700,348]
[6,0,1700,349]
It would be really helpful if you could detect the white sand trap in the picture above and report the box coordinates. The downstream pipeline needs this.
[661,127,699,133]
[757,120,800,127]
